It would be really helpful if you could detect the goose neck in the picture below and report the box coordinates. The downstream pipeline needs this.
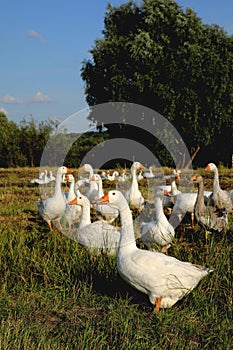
[79,202,91,229]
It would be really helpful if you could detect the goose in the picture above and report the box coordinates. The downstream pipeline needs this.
[167,190,197,228]
[118,169,129,183]
[37,166,72,231]
[191,174,228,232]
[47,170,56,182]
[30,170,50,185]
[69,193,120,255]
[205,163,232,212]
[91,174,119,223]
[97,190,213,311]
[143,166,155,179]
[140,188,175,252]
[64,174,82,229]
[124,161,145,211]
[30,171,45,184]
[106,170,119,181]
[76,163,98,203]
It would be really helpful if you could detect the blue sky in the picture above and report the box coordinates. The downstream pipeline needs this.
[1,0,233,131]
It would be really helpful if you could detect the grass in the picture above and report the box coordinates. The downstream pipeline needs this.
[0,167,233,349]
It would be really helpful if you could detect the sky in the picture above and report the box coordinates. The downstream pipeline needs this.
[1,0,233,132]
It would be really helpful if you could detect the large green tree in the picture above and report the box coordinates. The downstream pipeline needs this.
[81,0,233,166]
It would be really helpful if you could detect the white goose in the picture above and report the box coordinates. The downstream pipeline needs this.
[30,170,50,185]
[38,166,72,231]
[77,163,98,204]
[141,188,175,252]
[205,163,232,212]
[106,170,119,181]
[64,174,82,229]
[124,161,145,211]
[91,174,119,223]
[143,166,155,179]
[69,193,120,255]
[98,190,213,311]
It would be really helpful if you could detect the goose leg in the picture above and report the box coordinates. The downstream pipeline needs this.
[155,297,162,311]
[47,220,53,231]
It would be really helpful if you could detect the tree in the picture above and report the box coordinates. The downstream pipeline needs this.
[0,113,25,167]
[81,0,233,166]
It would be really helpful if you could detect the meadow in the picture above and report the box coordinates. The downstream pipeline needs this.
[0,167,232,350]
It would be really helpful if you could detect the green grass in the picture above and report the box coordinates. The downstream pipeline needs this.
[0,168,232,349]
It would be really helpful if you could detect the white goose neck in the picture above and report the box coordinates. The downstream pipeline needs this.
[79,201,91,229]
[118,202,136,249]
[54,171,63,197]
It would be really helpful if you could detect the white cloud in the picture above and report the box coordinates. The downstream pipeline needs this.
[0,107,8,115]
[30,91,53,103]
[28,29,45,42]
[1,95,22,104]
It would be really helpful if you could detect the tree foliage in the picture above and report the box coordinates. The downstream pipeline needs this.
[81,0,233,166]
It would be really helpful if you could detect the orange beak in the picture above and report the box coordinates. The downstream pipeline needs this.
[205,164,210,171]
[139,163,145,169]
[90,175,95,181]
[164,189,171,196]
[69,198,77,205]
[66,168,73,173]
[174,173,180,179]
[191,175,197,181]
[97,193,109,204]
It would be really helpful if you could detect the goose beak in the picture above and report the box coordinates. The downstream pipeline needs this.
[174,173,180,179]
[69,198,77,205]
[90,175,95,181]
[164,189,171,196]
[66,168,73,173]
[139,163,145,169]
[191,175,197,181]
[97,193,109,204]
[205,164,210,171]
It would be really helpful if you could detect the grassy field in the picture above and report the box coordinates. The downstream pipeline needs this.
[0,167,232,350]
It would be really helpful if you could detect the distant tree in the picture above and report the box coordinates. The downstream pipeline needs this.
[19,118,54,167]
[81,0,233,166]
[0,113,25,167]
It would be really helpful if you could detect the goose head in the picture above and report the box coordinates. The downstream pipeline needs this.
[191,174,203,184]
[69,193,89,207]
[97,190,128,211]
[205,163,217,172]
[57,166,73,175]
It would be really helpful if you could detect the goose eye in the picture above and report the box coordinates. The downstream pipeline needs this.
[112,192,115,195]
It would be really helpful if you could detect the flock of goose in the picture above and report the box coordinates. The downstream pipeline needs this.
[32,162,232,311]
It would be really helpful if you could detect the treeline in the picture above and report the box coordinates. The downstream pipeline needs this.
[0,113,109,168]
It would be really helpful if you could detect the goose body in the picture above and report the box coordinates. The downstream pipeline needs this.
[69,193,120,254]
[31,170,50,185]
[98,190,213,310]
[38,166,72,230]
[192,174,228,232]
[141,188,175,251]
[91,174,119,223]
[124,162,145,211]
[205,163,232,212]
